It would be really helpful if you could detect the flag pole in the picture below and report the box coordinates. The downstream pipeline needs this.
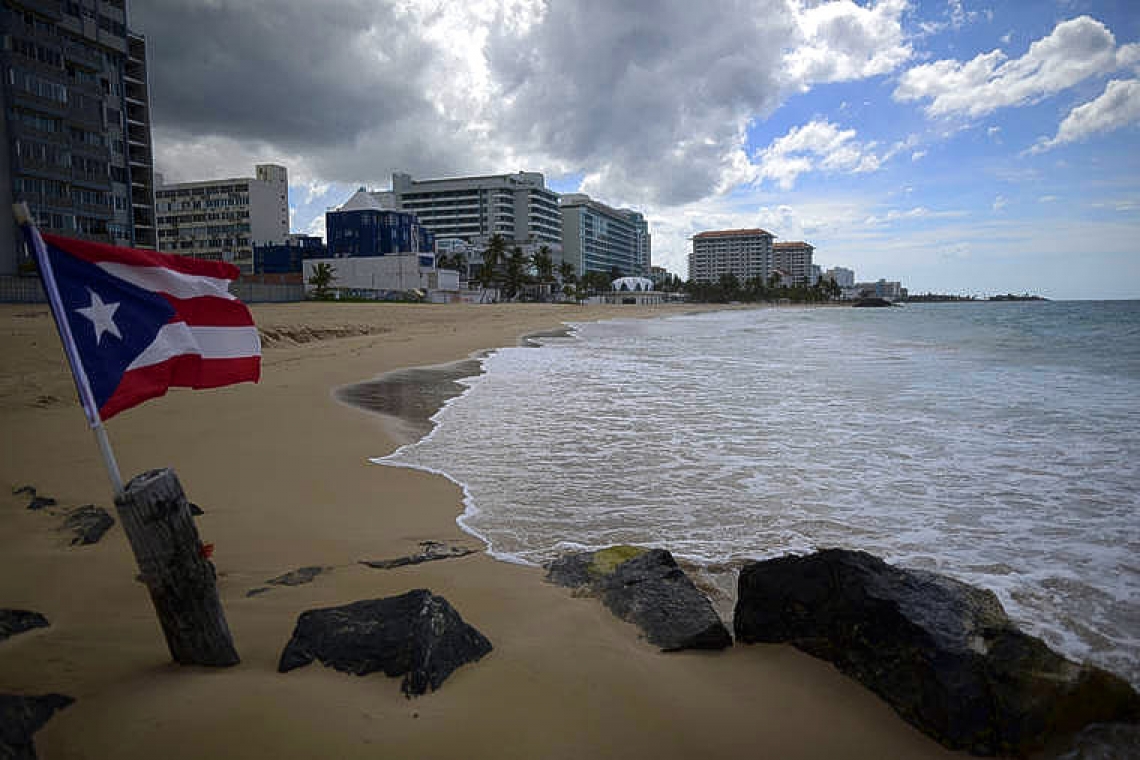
[13,203,125,500]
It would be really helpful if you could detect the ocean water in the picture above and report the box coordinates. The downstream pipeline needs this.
[379,301,1140,688]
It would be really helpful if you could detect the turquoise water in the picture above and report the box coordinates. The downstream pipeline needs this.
[380,301,1140,687]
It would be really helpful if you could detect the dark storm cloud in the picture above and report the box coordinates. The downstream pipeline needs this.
[131,0,435,148]
[131,1,911,205]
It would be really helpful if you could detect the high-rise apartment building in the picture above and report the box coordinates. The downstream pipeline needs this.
[772,241,815,285]
[383,171,562,249]
[154,164,289,274]
[689,228,774,284]
[1,0,157,275]
[560,193,651,277]
[824,266,854,288]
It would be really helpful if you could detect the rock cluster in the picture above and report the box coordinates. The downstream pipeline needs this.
[0,610,49,643]
[359,540,476,569]
[547,546,731,651]
[278,589,492,697]
[0,693,74,760]
[734,548,1140,756]
[61,505,114,546]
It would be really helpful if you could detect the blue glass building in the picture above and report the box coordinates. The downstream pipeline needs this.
[326,188,434,259]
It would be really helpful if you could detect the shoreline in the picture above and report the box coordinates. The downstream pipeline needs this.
[0,302,960,759]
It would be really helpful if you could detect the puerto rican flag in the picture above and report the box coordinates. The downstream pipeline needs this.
[24,227,260,422]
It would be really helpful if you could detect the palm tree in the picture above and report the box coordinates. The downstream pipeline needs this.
[557,260,577,302]
[531,245,555,301]
[477,234,507,293]
[504,246,529,300]
[307,262,337,300]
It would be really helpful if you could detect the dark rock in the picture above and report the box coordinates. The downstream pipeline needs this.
[11,486,35,497]
[245,587,270,598]
[26,496,55,511]
[733,548,1140,756]
[0,693,74,760]
[61,505,114,546]
[360,541,477,569]
[267,566,326,586]
[0,610,49,643]
[189,502,204,516]
[547,546,732,652]
[278,589,492,697]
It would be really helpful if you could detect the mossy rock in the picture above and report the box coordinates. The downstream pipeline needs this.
[587,545,648,579]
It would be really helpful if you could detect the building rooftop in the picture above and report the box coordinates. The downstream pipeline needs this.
[773,241,813,249]
[338,188,388,212]
[693,228,773,238]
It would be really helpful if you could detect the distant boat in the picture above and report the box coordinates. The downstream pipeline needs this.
[851,297,897,307]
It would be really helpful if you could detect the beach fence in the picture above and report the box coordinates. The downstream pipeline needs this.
[1,275,304,304]
[0,275,45,303]
[228,280,304,303]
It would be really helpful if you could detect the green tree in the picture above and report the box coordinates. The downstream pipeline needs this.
[719,272,741,301]
[307,262,337,300]
[531,245,555,301]
[504,246,530,300]
[477,234,508,292]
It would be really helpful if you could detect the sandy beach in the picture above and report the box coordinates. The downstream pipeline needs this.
[0,301,961,759]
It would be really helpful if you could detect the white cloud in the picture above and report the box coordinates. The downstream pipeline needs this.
[755,119,882,190]
[782,0,912,85]
[1039,195,1058,203]
[863,206,968,226]
[1030,78,1140,153]
[911,150,927,161]
[993,195,1008,211]
[894,16,1140,118]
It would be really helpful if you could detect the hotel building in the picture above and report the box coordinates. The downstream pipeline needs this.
[560,193,651,278]
[689,228,774,284]
[154,164,289,274]
[824,266,855,288]
[382,171,562,250]
[772,241,815,286]
[1,0,157,275]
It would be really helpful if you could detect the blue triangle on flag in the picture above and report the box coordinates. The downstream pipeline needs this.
[46,244,175,409]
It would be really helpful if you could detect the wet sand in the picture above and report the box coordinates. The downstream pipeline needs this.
[0,301,961,759]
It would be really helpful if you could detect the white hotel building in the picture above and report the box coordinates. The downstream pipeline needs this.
[378,171,562,250]
[155,163,289,273]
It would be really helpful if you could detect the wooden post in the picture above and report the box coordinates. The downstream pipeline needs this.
[114,468,239,666]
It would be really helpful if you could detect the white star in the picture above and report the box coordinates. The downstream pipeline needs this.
[75,288,122,345]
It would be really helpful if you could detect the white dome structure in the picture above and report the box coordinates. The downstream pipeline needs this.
[611,276,655,292]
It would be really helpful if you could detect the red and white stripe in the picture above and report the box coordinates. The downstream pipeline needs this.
[42,234,261,419]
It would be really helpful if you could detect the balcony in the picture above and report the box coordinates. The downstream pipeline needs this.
[14,157,71,181]
[10,90,68,118]
[71,170,111,190]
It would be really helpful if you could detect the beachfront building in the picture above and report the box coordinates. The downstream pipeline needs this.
[854,279,905,300]
[603,275,662,305]
[824,266,855,288]
[382,171,562,250]
[326,188,434,258]
[772,241,815,286]
[689,228,774,284]
[302,254,459,302]
[253,234,326,275]
[155,164,289,274]
[1,0,157,277]
[561,193,651,278]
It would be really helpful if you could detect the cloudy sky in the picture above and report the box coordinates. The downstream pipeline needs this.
[131,0,1140,299]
